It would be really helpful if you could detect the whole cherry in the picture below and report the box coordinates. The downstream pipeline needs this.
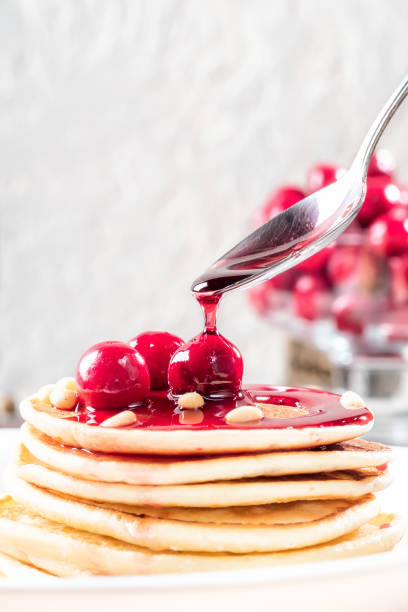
[76,341,150,409]
[367,207,408,257]
[307,163,344,193]
[168,332,243,398]
[293,274,330,321]
[129,331,184,389]
[253,185,305,227]
[367,149,396,179]
[357,177,401,227]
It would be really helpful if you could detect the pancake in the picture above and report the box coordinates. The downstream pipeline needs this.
[0,550,54,578]
[95,498,381,526]
[21,423,393,486]
[15,444,391,508]
[0,497,403,576]
[5,468,380,553]
[20,397,373,455]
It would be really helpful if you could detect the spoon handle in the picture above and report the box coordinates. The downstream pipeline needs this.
[353,73,408,178]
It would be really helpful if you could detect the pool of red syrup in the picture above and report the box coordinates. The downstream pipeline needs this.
[71,385,373,431]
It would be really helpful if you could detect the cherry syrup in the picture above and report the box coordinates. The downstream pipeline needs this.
[198,293,221,333]
[167,294,243,398]
[74,385,372,431]
[70,292,373,431]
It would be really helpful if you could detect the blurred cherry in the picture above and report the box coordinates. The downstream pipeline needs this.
[253,186,305,227]
[367,207,408,257]
[268,269,298,290]
[367,149,396,179]
[247,283,271,316]
[295,243,335,274]
[327,245,361,285]
[399,186,408,205]
[307,163,345,193]
[332,294,364,335]
[357,177,401,227]
[247,272,297,316]
[293,274,330,321]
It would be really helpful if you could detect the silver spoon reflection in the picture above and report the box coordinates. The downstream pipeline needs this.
[192,74,408,296]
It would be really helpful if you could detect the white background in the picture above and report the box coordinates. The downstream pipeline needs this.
[2,0,408,400]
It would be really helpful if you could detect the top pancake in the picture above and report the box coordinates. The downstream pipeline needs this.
[20,389,373,455]
[22,423,392,485]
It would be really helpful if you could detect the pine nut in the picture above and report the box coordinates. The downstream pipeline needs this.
[56,377,77,392]
[100,410,138,428]
[49,388,78,410]
[178,392,205,409]
[37,384,55,404]
[340,390,365,410]
[225,405,264,424]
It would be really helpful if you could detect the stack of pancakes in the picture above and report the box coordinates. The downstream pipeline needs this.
[0,390,404,578]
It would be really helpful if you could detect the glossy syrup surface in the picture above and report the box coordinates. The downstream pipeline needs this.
[72,384,373,430]
[65,292,373,431]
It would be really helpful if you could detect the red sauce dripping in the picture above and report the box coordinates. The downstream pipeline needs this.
[72,384,372,431]
[68,288,372,431]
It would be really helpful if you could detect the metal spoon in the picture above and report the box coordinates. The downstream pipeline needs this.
[192,74,408,296]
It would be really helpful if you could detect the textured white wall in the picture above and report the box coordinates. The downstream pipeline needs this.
[2,0,408,400]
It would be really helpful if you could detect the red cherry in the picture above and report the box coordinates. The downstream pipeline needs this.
[168,333,243,398]
[367,207,408,257]
[332,294,367,335]
[307,164,345,193]
[253,186,305,227]
[357,177,401,227]
[295,243,335,274]
[76,341,150,409]
[293,274,330,321]
[129,331,184,389]
[367,149,396,179]
[327,245,361,285]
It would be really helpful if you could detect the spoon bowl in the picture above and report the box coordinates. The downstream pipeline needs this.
[192,74,408,296]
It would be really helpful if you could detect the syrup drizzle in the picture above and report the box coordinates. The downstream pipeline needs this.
[73,385,373,430]
[198,294,221,333]
[68,289,373,431]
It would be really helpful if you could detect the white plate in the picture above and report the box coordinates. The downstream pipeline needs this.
[1,427,408,612]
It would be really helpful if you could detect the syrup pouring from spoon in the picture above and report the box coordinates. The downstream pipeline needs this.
[192,74,408,298]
